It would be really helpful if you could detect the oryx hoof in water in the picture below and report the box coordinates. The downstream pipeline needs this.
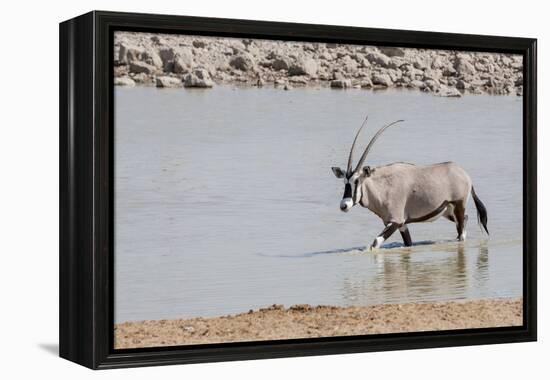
[331,116,489,250]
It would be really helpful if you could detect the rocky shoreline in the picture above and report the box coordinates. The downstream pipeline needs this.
[114,32,523,97]
[114,298,522,349]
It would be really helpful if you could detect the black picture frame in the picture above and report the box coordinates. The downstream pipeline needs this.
[59,10,537,369]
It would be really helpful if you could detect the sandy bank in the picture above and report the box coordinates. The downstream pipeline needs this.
[114,298,522,349]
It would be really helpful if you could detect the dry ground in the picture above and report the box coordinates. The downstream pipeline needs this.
[115,298,522,349]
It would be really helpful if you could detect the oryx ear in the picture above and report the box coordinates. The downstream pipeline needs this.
[331,167,345,178]
[362,166,374,177]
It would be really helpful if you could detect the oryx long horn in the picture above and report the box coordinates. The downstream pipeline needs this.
[354,119,404,172]
[347,115,369,173]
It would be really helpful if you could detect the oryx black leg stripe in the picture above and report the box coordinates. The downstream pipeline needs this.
[380,223,401,239]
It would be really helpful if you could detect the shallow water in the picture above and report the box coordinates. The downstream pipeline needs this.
[115,85,522,323]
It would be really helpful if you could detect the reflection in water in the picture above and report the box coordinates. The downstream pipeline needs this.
[341,242,489,305]
[474,242,489,289]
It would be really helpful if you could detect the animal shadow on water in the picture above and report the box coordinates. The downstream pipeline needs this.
[256,239,468,259]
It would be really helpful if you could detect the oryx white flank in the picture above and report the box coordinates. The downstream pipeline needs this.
[332,117,489,250]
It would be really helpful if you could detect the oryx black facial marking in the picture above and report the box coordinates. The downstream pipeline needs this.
[343,183,352,199]
[339,174,356,212]
[331,116,489,250]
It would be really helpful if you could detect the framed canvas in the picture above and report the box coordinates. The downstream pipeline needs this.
[59,11,537,369]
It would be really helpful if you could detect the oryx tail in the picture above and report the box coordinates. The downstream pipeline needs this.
[471,186,489,234]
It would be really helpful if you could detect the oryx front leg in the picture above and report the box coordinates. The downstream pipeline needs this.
[370,222,401,250]
[399,225,413,247]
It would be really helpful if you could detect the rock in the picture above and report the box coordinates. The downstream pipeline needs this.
[436,85,462,97]
[371,73,393,87]
[150,35,165,45]
[283,84,292,90]
[271,57,290,71]
[500,56,512,67]
[447,78,458,87]
[402,66,423,81]
[424,79,440,91]
[360,78,373,88]
[474,61,487,72]
[336,52,348,59]
[397,75,410,85]
[340,56,358,74]
[366,51,391,67]
[173,48,194,73]
[184,69,214,88]
[412,56,430,70]
[259,60,273,68]
[230,53,255,71]
[317,71,331,81]
[359,57,371,68]
[228,40,246,52]
[379,47,406,57]
[504,86,515,95]
[195,68,211,80]
[131,73,151,84]
[387,69,402,83]
[192,40,207,48]
[332,70,345,80]
[114,77,135,86]
[289,76,308,84]
[118,43,144,63]
[159,47,194,74]
[354,70,370,78]
[330,79,352,89]
[388,57,407,70]
[455,79,469,90]
[159,47,176,64]
[156,76,182,88]
[408,80,425,89]
[129,61,156,74]
[470,78,486,87]
[431,56,446,70]
[454,56,476,76]
[442,66,457,76]
[144,50,163,69]
[472,87,484,95]
[113,65,129,77]
[511,61,522,70]
[179,47,195,62]
[423,69,441,82]
[288,57,318,77]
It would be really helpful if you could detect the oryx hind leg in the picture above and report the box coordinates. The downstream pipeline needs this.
[453,202,467,241]
[399,225,413,247]
[370,222,401,250]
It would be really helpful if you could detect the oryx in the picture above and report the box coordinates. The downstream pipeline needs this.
[331,117,489,250]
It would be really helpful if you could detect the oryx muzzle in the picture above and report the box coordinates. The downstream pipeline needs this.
[331,116,489,250]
